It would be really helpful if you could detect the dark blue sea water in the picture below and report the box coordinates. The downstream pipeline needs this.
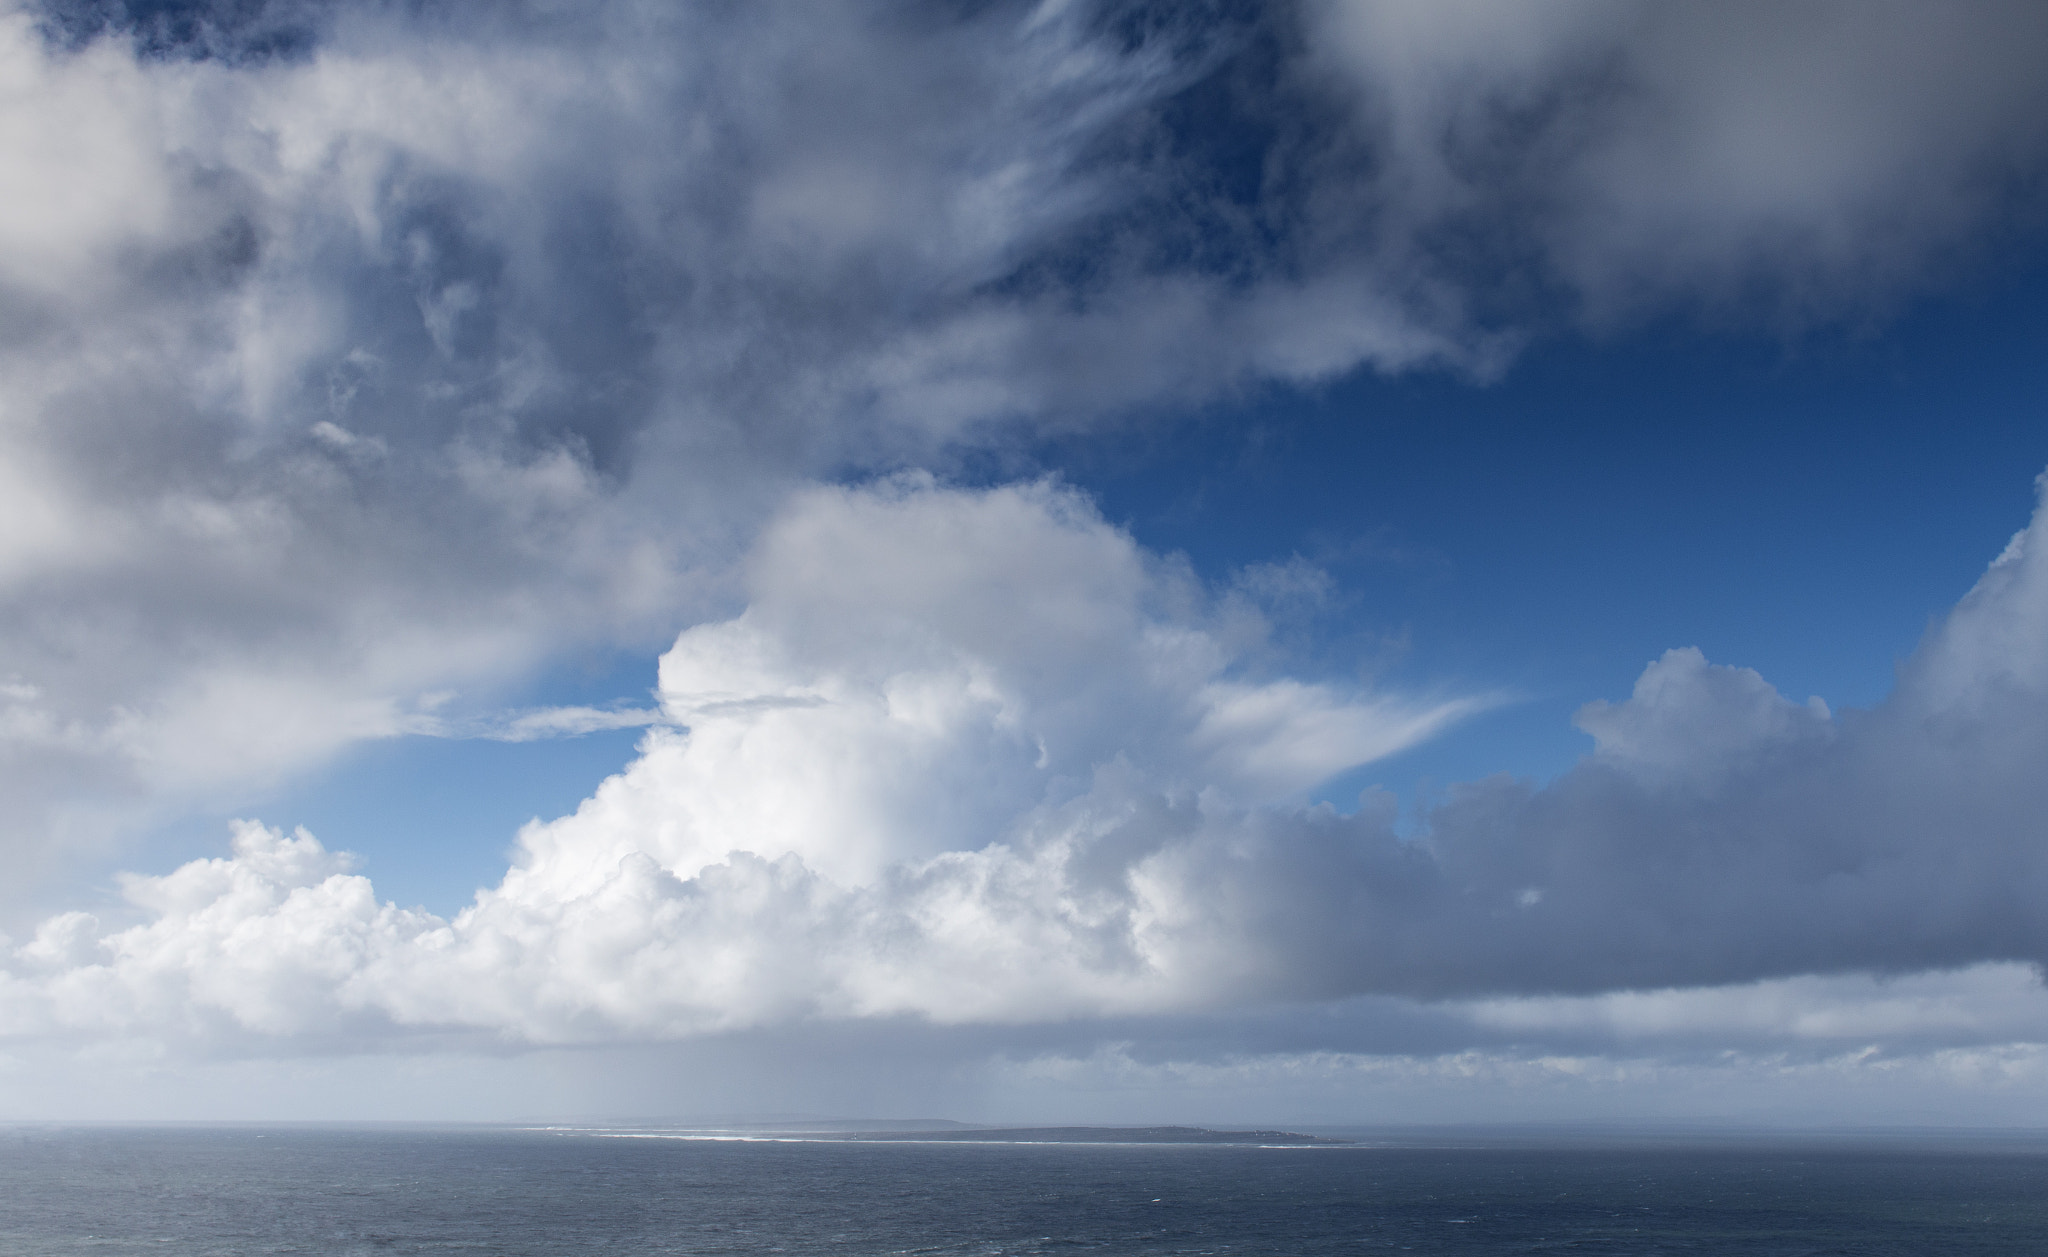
[3,1125,2047,1255]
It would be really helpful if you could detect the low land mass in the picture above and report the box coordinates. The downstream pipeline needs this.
[836,1125,1346,1145]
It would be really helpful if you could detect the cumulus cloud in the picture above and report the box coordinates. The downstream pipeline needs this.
[8,473,2048,1064]
[0,479,1481,1047]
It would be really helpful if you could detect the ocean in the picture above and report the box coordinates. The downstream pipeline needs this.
[3,1124,2046,1254]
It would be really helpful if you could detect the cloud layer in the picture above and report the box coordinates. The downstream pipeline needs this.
[6,474,2048,1064]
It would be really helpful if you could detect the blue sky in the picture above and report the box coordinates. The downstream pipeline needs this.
[7,0,2048,1126]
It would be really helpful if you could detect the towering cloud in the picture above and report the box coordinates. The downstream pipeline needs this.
[0,479,1480,1045]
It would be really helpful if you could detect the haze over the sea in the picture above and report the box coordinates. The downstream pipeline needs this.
[2,0,2048,1128]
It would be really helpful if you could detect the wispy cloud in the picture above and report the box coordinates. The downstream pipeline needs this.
[412,705,670,744]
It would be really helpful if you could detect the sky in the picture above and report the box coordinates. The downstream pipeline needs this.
[3,0,2048,1127]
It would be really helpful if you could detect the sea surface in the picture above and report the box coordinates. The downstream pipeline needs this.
[3,1124,2047,1255]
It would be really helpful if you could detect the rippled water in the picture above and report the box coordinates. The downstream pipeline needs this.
[3,1125,2046,1254]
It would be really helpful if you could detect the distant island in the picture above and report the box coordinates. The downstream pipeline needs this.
[833,1125,1347,1145]
[554,1118,1351,1145]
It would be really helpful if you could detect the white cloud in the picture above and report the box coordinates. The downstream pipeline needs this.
[1573,648,1834,790]
[0,478,1476,1047]
[420,704,668,743]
